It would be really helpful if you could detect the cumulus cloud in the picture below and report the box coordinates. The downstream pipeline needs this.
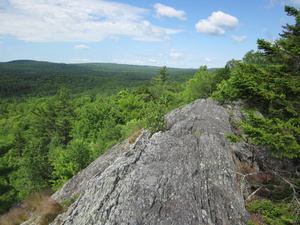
[195,11,239,36]
[154,3,186,20]
[170,49,183,59]
[0,0,182,42]
[231,35,247,42]
[74,45,90,50]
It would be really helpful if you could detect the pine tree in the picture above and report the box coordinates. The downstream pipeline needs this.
[152,66,169,85]
[213,5,300,158]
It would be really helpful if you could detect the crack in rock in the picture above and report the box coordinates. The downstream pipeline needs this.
[50,99,250,225]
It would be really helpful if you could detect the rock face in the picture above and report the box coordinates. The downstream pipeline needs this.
[51,99,250,225]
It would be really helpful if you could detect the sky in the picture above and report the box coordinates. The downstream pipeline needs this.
[0,0,299,68]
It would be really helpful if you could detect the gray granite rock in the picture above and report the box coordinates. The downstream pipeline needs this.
[50,99,250,225]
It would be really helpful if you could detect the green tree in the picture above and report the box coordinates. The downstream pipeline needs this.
[8,89,76,198]
[117,90,147,121]
[184,66,214,100]
[72,97,118,141]
[257,6,300,74]
[213,5,300,158]
[51,138,91,189]
[212,67,231,85]
[152,66,169,86]
[242,50,267,66]
[224,59,240,72]
[54,88,75,146]
[0,101,37,212]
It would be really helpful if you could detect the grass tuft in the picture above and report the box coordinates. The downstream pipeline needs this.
[0,189,65,225]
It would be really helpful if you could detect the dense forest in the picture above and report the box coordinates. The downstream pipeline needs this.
[0,61,197,99]
[0,5,299,224]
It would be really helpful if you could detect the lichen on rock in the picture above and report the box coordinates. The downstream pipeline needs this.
[50,99,251,225]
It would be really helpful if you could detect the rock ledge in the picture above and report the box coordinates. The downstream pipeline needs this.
[51,99,250,225]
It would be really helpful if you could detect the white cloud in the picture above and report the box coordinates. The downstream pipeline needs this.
[109,36,121,42]
[154,3,186,21]
[204,58,213,62]
[170,49,183,59]
[231,35,247,42]
[195,11,239,36]
[0,0,182,42]
[74,45,90,50]
[148,59,157,63]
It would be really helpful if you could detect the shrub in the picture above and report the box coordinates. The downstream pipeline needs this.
[246,200,298,225]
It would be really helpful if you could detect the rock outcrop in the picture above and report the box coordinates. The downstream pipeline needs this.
[50,99,250,225]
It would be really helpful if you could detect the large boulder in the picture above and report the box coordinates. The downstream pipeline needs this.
[51,99,250,225]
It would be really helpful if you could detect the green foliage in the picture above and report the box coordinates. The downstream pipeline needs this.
[241,111,300,158]
[257,7,300,75]
[242,50,267,66]
[3,8,299,217]
[213,6,300,158]
[0,61,194,215]
[184,66,214,100]
[224,59,241,72]
[121,119,145,139]
[95,121,123,153]
[267,183,294,202]
[145,102,167,134]
[225,134,243,143]
[50,139,91,190]
[212,79,235,102]
[152,66,170,85]
[212,67,231,85]
[0,61,196,99]
[246,200,298,225]
[213,63,300,158]
[215,63,299,117]
[117,90,148,121]
[0,63,192,213]
[184,65,231,101]
[71,98,114,141]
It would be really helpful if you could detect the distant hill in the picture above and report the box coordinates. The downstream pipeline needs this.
[0,60,197,99]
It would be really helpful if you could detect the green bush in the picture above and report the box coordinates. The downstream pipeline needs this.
[145,108,166,134]
[241,110,300,158]
[246,200,298,225]
[225,134,243,143]
[212,6,300,158]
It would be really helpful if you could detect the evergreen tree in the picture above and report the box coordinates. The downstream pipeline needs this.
[213,6,300,158]
[257,6,300,74]
[152,66,169,85]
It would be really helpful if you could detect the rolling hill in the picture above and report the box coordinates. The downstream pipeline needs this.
[0,60,197,99]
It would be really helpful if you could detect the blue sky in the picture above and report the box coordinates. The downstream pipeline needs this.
[0,0,299,68]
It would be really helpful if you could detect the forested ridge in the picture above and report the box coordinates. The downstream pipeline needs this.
[0,5,299,225]
[0,60,197,98]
